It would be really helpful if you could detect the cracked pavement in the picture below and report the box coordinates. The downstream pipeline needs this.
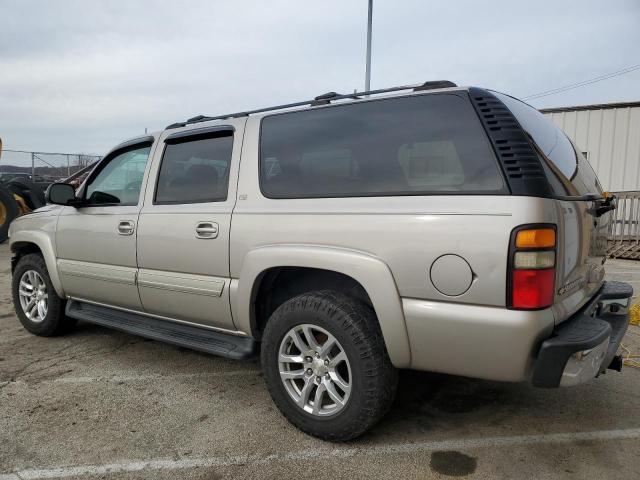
[1,242,640,479]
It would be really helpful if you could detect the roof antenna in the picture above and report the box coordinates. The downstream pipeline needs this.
[365,0,373,94]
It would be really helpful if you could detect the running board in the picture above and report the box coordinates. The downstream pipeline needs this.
[66,300,257,360]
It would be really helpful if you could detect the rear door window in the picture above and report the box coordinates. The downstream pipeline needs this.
[155,132,233,204]
[259,94,506,198]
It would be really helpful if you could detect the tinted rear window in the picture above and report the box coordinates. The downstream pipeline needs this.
[259,94,505,198]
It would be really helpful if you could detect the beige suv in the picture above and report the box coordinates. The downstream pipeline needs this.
[9,82,632,440]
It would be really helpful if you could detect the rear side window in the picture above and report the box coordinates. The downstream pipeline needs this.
[259,94,505,198]
[155,133,233,204]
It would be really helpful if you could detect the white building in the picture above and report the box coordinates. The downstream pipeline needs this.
[541,102,640,192]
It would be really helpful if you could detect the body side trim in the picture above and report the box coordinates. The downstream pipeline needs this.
[137,269,225,297]
[57,259,136,285]
[232,211,512,216]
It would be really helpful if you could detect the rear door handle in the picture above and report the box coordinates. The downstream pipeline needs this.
[195,221,219,239]
[117,220,135,236]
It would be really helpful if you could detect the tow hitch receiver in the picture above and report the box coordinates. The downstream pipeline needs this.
[608,354,623,372]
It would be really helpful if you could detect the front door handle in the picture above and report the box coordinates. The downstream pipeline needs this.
[195,221,219,239]
[117,220,135,236]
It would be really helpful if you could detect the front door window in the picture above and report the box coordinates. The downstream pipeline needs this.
[85,146,151,206]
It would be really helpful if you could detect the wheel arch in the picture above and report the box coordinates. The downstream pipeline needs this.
[232,245,411,367]
[10,232,64,297]
[251,266,373,336]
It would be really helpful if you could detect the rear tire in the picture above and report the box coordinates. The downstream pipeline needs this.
[11,253,76,336]
[0,186,19,243]
[261,290,398,441]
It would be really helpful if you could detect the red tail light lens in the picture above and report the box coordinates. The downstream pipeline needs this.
[508,225,556,310]
[512,269,555,309]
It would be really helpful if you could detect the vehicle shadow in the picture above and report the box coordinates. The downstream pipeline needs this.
[376,370,513,434]
[372,368,604,438]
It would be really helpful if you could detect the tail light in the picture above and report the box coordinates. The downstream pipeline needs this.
[508,225,556,310]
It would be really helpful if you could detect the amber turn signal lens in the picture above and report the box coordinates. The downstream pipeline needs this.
[515,228,555,249]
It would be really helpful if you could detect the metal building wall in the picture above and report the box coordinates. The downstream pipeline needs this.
[542,103,640,192]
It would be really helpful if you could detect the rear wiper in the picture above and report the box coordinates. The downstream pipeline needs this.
[552,193,603,202]
[552,193,616,217]
[594,195,616,217]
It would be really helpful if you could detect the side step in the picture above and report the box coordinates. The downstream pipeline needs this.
[66,300,257,360]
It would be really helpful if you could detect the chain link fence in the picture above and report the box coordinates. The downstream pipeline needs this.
[0,149,101,182]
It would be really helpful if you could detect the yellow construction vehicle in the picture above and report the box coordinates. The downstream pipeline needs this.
[0,137,44,243]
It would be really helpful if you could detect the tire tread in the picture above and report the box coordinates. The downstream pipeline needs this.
[261,290,398,441]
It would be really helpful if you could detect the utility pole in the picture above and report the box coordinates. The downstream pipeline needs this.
[365,0,373,93]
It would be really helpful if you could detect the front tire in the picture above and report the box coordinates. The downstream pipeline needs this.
[261,290,398,441]
[12,253,75,336]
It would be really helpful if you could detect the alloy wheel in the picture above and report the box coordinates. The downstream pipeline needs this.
[18,270,48,323]
[278,324,352,416]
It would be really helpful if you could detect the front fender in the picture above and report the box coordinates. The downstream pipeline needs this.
[10,228,64,298]
[232,244,411,368]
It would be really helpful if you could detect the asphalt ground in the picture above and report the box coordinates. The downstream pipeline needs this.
[1,241,640,479]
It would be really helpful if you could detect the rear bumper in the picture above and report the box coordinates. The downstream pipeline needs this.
[532,281,633,388]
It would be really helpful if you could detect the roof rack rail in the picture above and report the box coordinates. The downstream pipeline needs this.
[311,91,362,106]
[166,81,457,129]
[413,80,457,91]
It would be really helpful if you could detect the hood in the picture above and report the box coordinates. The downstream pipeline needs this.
[25,204,63,215]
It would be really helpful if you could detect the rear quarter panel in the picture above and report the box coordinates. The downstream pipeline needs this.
[231,116,565,310]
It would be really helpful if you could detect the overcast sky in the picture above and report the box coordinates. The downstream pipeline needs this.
[0,0,639,156]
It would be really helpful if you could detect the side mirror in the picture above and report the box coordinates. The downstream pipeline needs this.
[47,183,78,206]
